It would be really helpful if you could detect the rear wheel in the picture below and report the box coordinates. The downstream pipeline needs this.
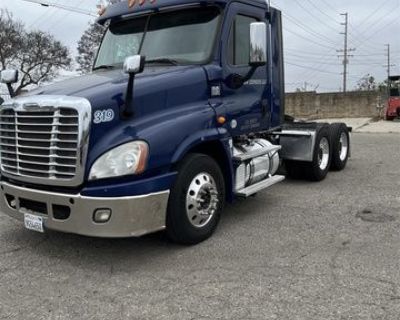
[166,153,225,245]
[330,123,350,171]
[286,125,331,181]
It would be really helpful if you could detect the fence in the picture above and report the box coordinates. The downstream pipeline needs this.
[285,91,383,119]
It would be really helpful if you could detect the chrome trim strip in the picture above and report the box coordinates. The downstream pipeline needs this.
[0,95,91,187]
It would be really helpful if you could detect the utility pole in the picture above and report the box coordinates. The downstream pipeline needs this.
[337,13,355,93]
[385,44,396,80]
[385,44,396,96]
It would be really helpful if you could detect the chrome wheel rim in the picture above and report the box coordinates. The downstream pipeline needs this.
[318,137,330,170]
[186,173,219,228]
[339,132,349,161]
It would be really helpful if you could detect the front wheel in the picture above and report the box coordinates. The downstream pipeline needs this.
[166,153,225,245]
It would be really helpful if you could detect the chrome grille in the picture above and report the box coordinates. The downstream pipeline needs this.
[0,96,91,187]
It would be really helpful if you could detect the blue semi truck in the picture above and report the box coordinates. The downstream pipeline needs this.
[0,0,350,244]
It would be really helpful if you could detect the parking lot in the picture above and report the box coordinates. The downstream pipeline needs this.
[0,133,399,320]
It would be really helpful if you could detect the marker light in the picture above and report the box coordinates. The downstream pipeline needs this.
[97,3,107,16]
[128,0,156,8]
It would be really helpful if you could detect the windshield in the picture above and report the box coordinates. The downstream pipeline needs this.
[389,79,400,97]
[94,7,221,69]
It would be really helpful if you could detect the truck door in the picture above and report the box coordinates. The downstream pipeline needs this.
[221,2,270,137]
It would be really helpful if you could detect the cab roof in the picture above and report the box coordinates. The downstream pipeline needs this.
[97,0,269,25]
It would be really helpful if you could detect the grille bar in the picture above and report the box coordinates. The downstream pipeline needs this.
[1,157,76,168]
[0,121,79,127]
[0,150,77,160]
[0,143,77,152]
[0,129,79,135]
[0,136,77,143]
[2,164,75,176]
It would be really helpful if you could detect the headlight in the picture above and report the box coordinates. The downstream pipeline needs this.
[89,141,149,180]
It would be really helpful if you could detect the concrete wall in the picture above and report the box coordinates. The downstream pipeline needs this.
[285,91,382,119]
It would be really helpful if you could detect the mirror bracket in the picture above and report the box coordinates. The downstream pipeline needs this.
[1,69,19,98]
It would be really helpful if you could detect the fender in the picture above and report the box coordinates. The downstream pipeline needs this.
[171,128,221,163]
[172,128,235,202]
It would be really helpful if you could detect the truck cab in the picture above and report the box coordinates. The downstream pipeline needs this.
[0,0,350,244]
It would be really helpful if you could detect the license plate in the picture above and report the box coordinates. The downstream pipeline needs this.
[24,213,44,233]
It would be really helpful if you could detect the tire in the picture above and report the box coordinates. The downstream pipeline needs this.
[166,153,225,245]
[330,123,350,171]
[285,125,331,182]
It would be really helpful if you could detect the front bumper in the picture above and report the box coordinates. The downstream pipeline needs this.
[0,181,169,238]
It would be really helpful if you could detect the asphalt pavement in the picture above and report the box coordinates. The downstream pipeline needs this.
[0,133,400,320]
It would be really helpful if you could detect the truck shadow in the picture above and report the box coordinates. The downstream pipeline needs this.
[2,191,282,270]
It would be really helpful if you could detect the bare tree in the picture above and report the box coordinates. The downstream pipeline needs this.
[0,10,71,95]
[356,74,377,92]
[76,23,105,73]
[0,10,24,70]
[16,31,71,95]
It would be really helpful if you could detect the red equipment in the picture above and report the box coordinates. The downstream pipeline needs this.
[386,75,400,120]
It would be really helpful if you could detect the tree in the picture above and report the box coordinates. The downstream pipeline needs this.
[356,74,377,92]
[0,10,24,69]
[76,0,156,73]
[76,0,122,73]
[76,23,105,73]
[0,10,71,95]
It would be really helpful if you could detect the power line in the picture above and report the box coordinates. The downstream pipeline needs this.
[283,27,337,50]
[347,0,398,51]
[285,62,340,75]
[18,0,97,17]
[291,0,340,33]
[319,0,339,14]
[303,0,341,24]
[282,13,339,46]
[351,0,393,34]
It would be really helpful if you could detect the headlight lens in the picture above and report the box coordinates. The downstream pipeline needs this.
[89,141,149,180]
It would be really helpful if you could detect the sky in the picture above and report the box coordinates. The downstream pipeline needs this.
[0,0,399,93]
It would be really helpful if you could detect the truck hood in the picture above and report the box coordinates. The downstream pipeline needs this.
[25,65,213,178]
[27,65,202,104]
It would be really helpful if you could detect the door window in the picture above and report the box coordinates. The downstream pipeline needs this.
[228,15,258,66]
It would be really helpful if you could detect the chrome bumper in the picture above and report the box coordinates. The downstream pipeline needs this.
[0,181,169,238]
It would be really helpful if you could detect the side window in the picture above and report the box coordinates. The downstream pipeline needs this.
[228,15,257,66]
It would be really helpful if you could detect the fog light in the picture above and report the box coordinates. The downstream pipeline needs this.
[93,209,112,223]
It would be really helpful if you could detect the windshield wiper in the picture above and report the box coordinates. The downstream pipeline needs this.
[145,58,179,66]
[93,65,116,71]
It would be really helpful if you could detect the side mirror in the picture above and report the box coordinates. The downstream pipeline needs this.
[0,69,19,84]
[123,55,145,75]
[249,22,267,67]
[122,55,145,118]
